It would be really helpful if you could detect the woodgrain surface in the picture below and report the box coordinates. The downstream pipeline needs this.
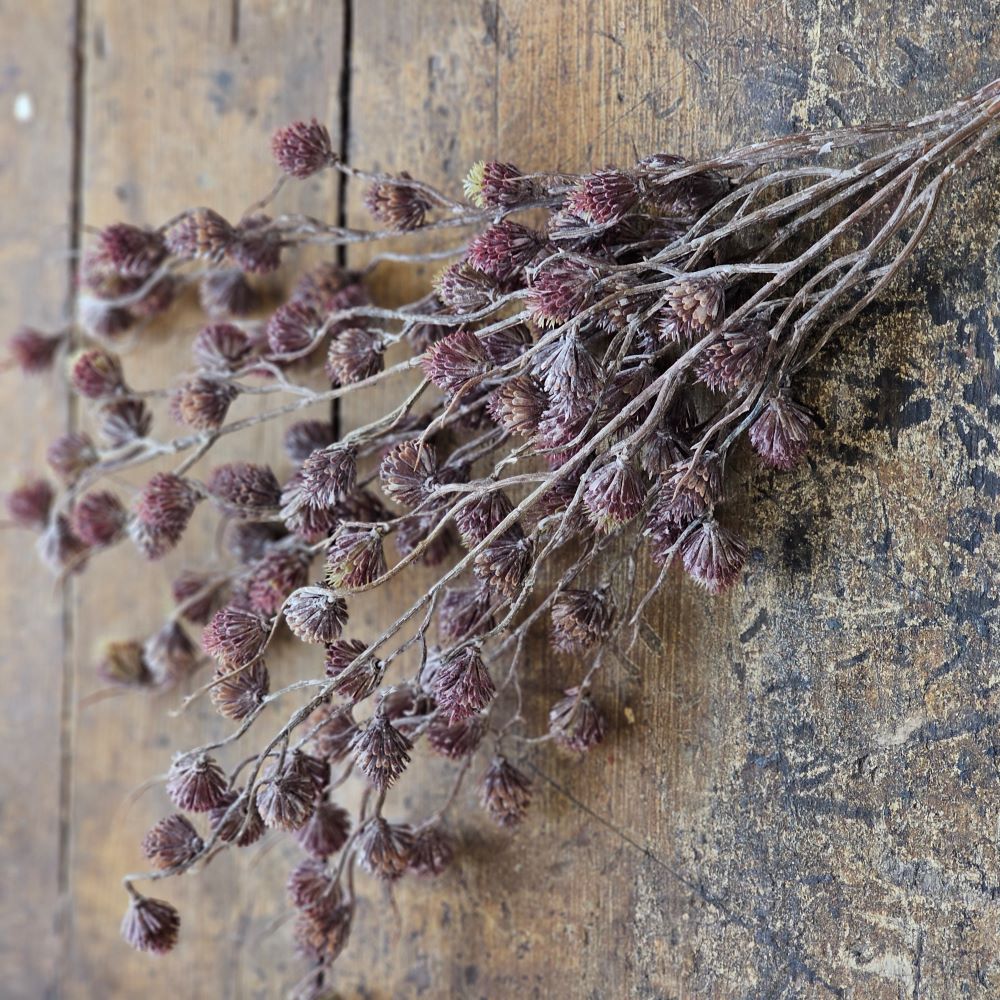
[2,1,999,997]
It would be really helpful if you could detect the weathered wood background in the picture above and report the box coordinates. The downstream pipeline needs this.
[1,1,999,997]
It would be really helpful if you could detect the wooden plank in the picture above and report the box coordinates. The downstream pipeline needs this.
[0,2,77,996]
[66,3,343,996]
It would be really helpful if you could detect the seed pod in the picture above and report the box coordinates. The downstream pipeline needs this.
[427,714,485,760]
[566,169,641,225]
[192,323,252,373]
[438,585,494,642]
[432,645,495,723]
[463,160,534,209]
[488,375,547,437]
[550,587,614,653]
[209,788,265,847]
[8,326,63,374]
[46,432,97,483]
[324,639,385,702]
[141,814,203,870]
[5,478,54,529]
[202,605,270,667]
[96,398,151,447]
[527,258,597,328]
[467,221,544,281]
[364,171,432,230]
[300,444,357,509]
[696,322,769,392]
[351,710,413,790]
[380,439,439,509]
[96,223,166,278]
[120,894,180,955]
[210,660,270,721]
[206,462,282,518]
[69,348,125,399]
[454,490,514,547]
[164,207,234,261]
[284,586,348,644]
[295,800,351,859]
[266,300,319,357]
[748,393,814,470]
[548,687,607,752]
[143,621,198,687]
[96,639,151,687]
[246,548,311,616]
[256,755,316,832]
[293,895,353,963]
[582,458,647,532]
[306,702,359,762]
[662,452,723,522]
[358,817,415,881]
[199,270,257,318]
[325,327,385,385]
[71,490,126,547]
[680,517,748,594]
[325,525,386,590]
[271,118,334,178]
[473,529,533,597]
[480,756,532,828]
[169,377,238,430]
[657,277,725,344]
[165,753,228,812]
[409,824,455,877]
[422,327,491,394]
[230,213,282,274]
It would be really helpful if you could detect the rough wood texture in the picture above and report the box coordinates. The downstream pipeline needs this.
[4,1,999,997]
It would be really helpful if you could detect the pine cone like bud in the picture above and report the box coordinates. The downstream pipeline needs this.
[267,300,319,357]
[638,154,731,218]
[550,587,614,653]
[434,263,499,314]
[246,548,310,615]
[38,514,89,574]
[69,490,125,547]
[170,571,223,626]
[284,586,348,644]
[324,525,386,590]
[527,258,597,327]
[96,639,151,687]
[132,473,200,557]
[488,375,547,437]
[257,755,317,831]
[229,213,282,274]
[141,814,203,870]
[165,753,228,812]
[209,788,265,847]
[143,621,198,687]
[358,817,415,880]
[364,172,432,230]
[467,221,544,281]
[567,169,640,225]
[533,330,603,405]
[548,687,607,752]
[209,466,281,525]
[97,223,166,278]
[96,398,151,447]
[662,452,723,522]
[473,529,533,597]
[582,458,647,532]
[463,160,534,209]
[46,432,97,483]
[696,322,769,392]
[169,377,238,430]
[192,323,252,373]
[295,800,351,859]
[748,393,814,470]
[432,645,495,723]
[422,328,491,394]
[287,857,335,912]
[293,897,353,963]
[120,894,180,955]
[481,756,532,828]
[202,605,270,667]
[300,444,357,509]
[454,489,514,547]
[8,327,63,374]
[324,327,385,385]
[210,660,270,720]
[438,585,494,643]
[69,348,125,399]
[427,714,485,759]
[352,710,413,790]
[324,639,385,702]
[658,277,725,344]
[271,118,334,178]
[198,270,257,318]
[380,439,439,508]
[164,208,234,261]
[5,478,54,529]
[409,824,455,876]
[680,516,748,594]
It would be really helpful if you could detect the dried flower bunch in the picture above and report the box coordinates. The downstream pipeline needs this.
[7,79,1000,992]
